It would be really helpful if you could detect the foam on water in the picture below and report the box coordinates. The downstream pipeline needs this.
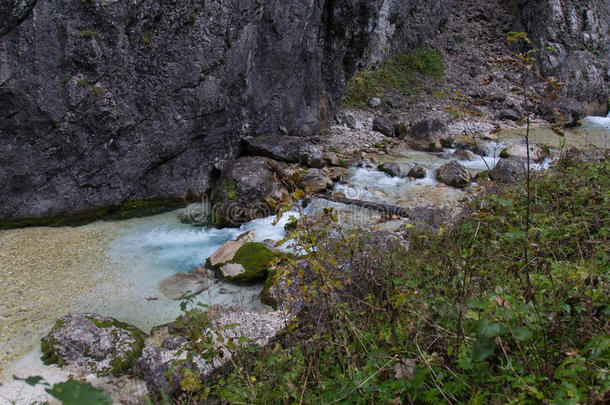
[583,111,610,130]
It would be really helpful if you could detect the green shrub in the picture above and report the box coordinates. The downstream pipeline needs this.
[342,48,445,108]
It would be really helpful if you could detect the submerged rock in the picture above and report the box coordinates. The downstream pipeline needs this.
[158,273,208,300]
[244,136,323,168]
[435,161,472,188]
[41,313,146,376]
[402,119,449,151]
[177,202,211,225]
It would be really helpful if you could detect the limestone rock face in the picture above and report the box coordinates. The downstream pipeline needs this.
[0,0,393,223]
[518,0,610,102]
[41,313,146,376]
[435,160,472,188]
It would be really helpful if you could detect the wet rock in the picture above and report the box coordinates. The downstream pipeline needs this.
[408,165,427,179]
[244,136,323,168]
[41,313,146,376]
[210,156,288,227]
[452,149,477,161]
[177,202,211,225]
[378,162,401,177]
[325,167,347,182]
[435,161,472,188]
[158,274,208,300]
[299,168,333,193]
[369,98,382,108]
[490,157,526,183]
[403,119,449,151]
[372,116,395,137]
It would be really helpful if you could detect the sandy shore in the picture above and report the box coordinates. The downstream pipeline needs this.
[0,222,124,372]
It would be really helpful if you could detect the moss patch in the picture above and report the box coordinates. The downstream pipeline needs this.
[0,197,183,230]
[225,242,279,284]
[342,48,445,108]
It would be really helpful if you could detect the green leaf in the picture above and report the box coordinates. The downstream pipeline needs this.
[46,379,111,405]
[478,319,502,339]
[13,375,48,387]
[472,340,495,362]
[513,326,533,342]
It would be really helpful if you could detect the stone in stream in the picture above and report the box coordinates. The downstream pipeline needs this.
[408,165,427,179]
[501,141,547,161]
[435,161,472,188]
[452,149,477,161]
[402,119,449,151]
[158,273,208,300]
[41,313,146,376]
[299,168,333,192]
[378,162,401,177]
[134,310,287,396]
[210,156,289,227]
[207,241,282,284]
[490,157,526,183]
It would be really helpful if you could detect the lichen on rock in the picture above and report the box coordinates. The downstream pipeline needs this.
[41,313,146,376]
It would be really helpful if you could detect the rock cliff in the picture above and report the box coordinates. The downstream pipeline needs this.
[0,0,608,223]
[0,0,395,222]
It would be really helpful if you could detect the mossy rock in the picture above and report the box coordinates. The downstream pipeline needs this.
[260,268,279,309]
[223,242,280,284]
[499,148,510,158]
[41,313,146,376]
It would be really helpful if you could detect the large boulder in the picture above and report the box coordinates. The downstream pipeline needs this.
[134,310,287,396]
[210,156,288,227]
[401,119,449,151]
[41,313,146,376]
[502,141,548,161]
[490,157,526,183]
[435,161,472,188]
[244,136,323,168]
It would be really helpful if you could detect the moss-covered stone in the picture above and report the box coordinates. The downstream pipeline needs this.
[224,242,279,284]
[260,268,279,309]
[499,148,510,158]
[41,313,146,376]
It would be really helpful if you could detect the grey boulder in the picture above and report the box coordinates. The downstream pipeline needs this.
[435,161,472,188]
